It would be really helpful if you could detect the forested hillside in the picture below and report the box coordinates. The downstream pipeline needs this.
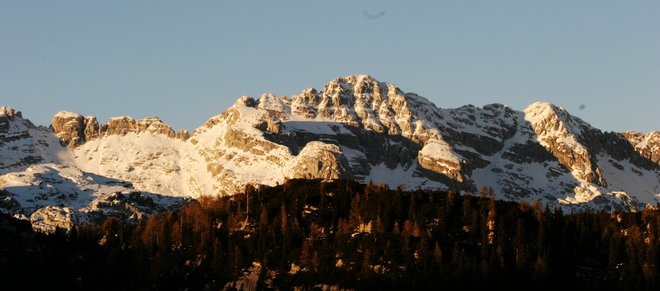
[1,179,659,290]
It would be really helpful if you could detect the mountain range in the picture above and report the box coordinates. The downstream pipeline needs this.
[1,75,659,231]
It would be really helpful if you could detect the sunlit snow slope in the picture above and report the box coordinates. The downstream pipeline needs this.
[2,75,660,218]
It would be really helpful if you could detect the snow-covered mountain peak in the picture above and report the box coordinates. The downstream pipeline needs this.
[524,101,594,137]
[180,78,659,211]
[234,95,258,108]
[522,101,605,184]
[324,74,381,93]
[3,76,660,223]
[216,74,438,144]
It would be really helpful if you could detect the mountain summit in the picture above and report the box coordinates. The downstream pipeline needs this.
[1,75,660,229]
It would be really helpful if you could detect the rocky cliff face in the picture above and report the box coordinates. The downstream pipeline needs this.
[2,75,660,216]
[523,102,604,185]
[51,112,188,148]
[51,111,87,147]
[624,131,660,165]
[290,141,353,180]
[29,206,81,234]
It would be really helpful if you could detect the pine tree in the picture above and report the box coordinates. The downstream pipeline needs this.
[433,241,443,265]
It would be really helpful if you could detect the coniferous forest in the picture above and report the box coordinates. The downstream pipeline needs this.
[1,179,659,290]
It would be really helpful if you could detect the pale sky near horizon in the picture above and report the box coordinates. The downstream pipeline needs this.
[1,1,659,132]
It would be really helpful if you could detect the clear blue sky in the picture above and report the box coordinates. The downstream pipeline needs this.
[1,0,659,132]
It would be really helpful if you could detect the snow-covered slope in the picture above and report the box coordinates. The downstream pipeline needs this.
[2,75,660,218]
[0,106,184,232]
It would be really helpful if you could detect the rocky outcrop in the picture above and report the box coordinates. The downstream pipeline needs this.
[104,116,177,137]
[291,88,319,119]
[624,131,660,165]
[52,112,184,147]
[224,127,285,158]
[51,111,86,147]
[84,116,101,141]
[417,139,464,182]
[0,106,21,132]
[88,191,169,221]
[176,129,190,140]
[290,75,434,142]
[51,112,109,147]
[290,142,352,180]
[0,106,20,120]
[29,206,81,234]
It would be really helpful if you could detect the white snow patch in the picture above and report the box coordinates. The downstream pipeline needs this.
[74,132,192,196]
[419,139,461,164]
[367,162,445,190]
[54,111,82,119]
[597,155,660,204]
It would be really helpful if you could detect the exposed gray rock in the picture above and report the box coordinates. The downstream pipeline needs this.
[290,141,352,180]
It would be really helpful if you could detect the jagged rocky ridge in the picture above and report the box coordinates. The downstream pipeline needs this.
[1,75,660,230]
[51,111,190,147]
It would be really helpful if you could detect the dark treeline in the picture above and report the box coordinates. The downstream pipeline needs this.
[1,179,659,290]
